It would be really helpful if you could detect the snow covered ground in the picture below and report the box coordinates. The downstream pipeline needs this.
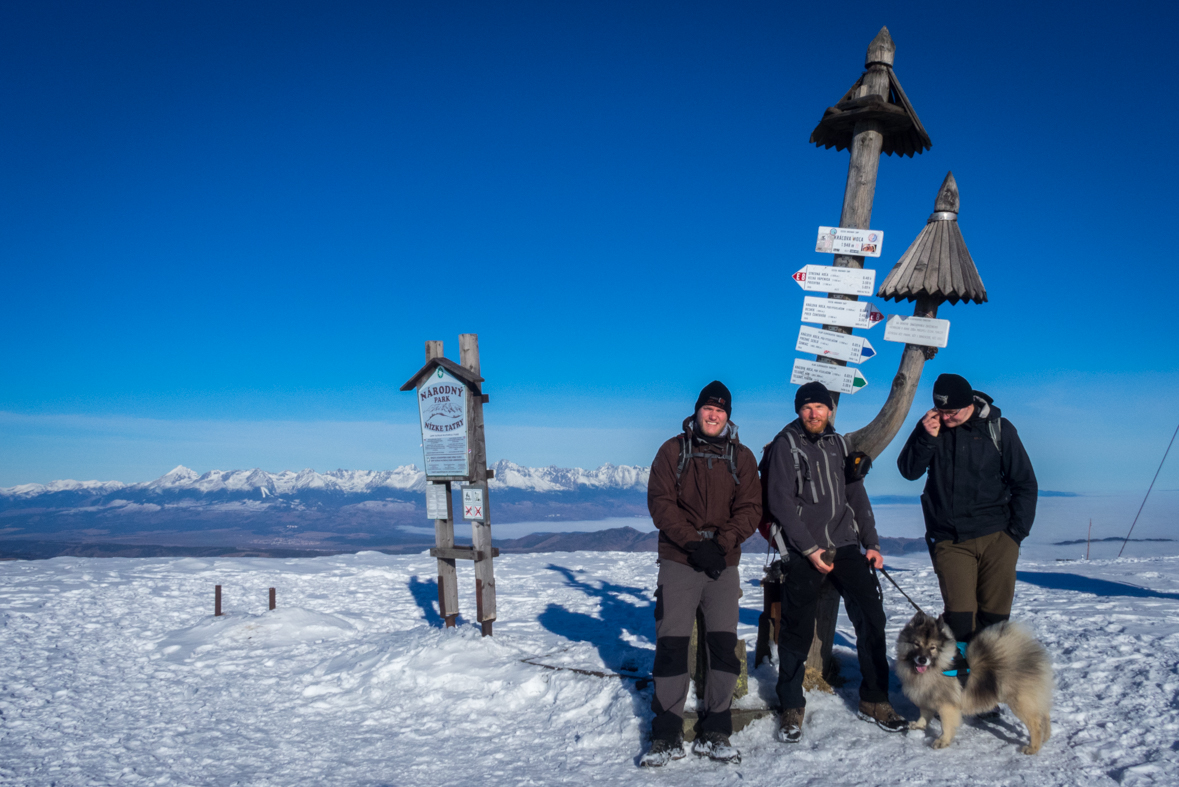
[2,549,1178,786]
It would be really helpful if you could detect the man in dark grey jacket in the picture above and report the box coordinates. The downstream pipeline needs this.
[765,382,905,743]
[897,373,1038,670]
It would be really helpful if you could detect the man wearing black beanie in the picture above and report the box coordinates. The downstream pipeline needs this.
[897,374,1038,683]
[641,381,761,767]
[764,380,904,743]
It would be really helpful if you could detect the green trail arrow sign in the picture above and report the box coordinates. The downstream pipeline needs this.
[790,358,868,395]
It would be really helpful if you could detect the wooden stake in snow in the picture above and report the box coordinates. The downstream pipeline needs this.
[269,587,276,611]
[215,585,222,617]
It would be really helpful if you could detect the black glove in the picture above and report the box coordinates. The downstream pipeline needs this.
[686,539,727,579]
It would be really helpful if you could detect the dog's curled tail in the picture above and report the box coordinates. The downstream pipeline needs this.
[967,621,1054,715]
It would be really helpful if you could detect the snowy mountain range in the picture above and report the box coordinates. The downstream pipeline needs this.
[0,460,649,500]
[0,461,652,553]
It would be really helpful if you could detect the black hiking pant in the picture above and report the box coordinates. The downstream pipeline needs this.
[775,545,890,710]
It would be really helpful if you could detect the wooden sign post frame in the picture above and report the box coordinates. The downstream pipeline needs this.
[401,334,499,636]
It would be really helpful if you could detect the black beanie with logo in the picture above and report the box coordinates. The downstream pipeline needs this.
[794,381,835,413]
[933,374,974,410]
[695,380,732,416]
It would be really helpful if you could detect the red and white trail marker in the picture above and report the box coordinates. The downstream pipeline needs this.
[792,265,876,297]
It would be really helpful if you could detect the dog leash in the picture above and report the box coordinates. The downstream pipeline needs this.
[874,565,926,616]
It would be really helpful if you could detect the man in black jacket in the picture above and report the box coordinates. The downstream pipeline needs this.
[765,382,905,743]
[897,373,1038,670]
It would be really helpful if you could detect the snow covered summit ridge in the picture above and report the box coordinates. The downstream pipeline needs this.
[0,460,650,498]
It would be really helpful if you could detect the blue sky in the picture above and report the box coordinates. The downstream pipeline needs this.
[2,1,1177,496]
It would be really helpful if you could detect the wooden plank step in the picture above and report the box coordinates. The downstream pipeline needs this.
[682,708,775,741]
[430,546,501,561]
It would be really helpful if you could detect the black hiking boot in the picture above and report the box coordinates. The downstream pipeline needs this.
[639,735,686,767]
[691,731,741,764]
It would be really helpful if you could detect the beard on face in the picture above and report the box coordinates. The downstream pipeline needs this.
[801,414,828,434]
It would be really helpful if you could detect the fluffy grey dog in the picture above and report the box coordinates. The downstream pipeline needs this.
[895,612,1053,754]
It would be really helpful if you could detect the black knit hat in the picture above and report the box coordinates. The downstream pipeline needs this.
[933,374,973,410]
[695,380,732,416]
[794,381,834,413]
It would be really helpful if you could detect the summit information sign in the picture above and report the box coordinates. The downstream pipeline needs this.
[416,366,470,478]
[815,226,884,257]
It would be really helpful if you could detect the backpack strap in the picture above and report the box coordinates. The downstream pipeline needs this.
[723,441,740,484]
[988,418,1007,484]
[675,433,741,489]
[675,434,690,489]
[988,418,1002,455]
[783,430,819,504]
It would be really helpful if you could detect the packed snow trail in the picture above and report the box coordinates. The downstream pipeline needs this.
[1,551,1177,786]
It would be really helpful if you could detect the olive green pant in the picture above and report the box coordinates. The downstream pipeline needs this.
[931,530,1020,641]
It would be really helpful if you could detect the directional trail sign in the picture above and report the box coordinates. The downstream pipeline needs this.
[796,325,875,364]
[792,265,876,296]
[801,296,885,330]
[791,359,868,395]
[883,314,951,348]
[815,226,884,257]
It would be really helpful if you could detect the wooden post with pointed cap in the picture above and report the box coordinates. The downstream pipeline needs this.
[796,27,933,684]
[847,171,987,458]
[814,27,897,421]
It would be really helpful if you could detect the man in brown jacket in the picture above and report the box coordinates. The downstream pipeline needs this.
[639,381,761,767]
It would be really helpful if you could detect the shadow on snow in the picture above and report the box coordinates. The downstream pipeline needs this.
[1017,571,1179,600]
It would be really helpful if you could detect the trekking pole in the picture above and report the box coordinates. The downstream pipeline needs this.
[875,566,926,616]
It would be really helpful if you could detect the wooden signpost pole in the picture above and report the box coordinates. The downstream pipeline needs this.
[799,27,932,683]
[460,333,496,637]
[426,340,460,628]
[805,29,896,685]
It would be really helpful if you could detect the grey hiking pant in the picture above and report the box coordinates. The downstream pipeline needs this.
[650,560,741,741]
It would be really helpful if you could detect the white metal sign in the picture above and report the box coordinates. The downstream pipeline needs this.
[792,265,876,296]
[883,315,951,348]
[801,296,885,329]
[796,325,876,364]
[815,226,884,257]
[791,359,868,395]
[426,482,449,520]
[462,487,485,521]
[417,366,470,478]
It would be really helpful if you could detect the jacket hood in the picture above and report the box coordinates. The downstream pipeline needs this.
[969,391,1001,423]
[683,416,740,443]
